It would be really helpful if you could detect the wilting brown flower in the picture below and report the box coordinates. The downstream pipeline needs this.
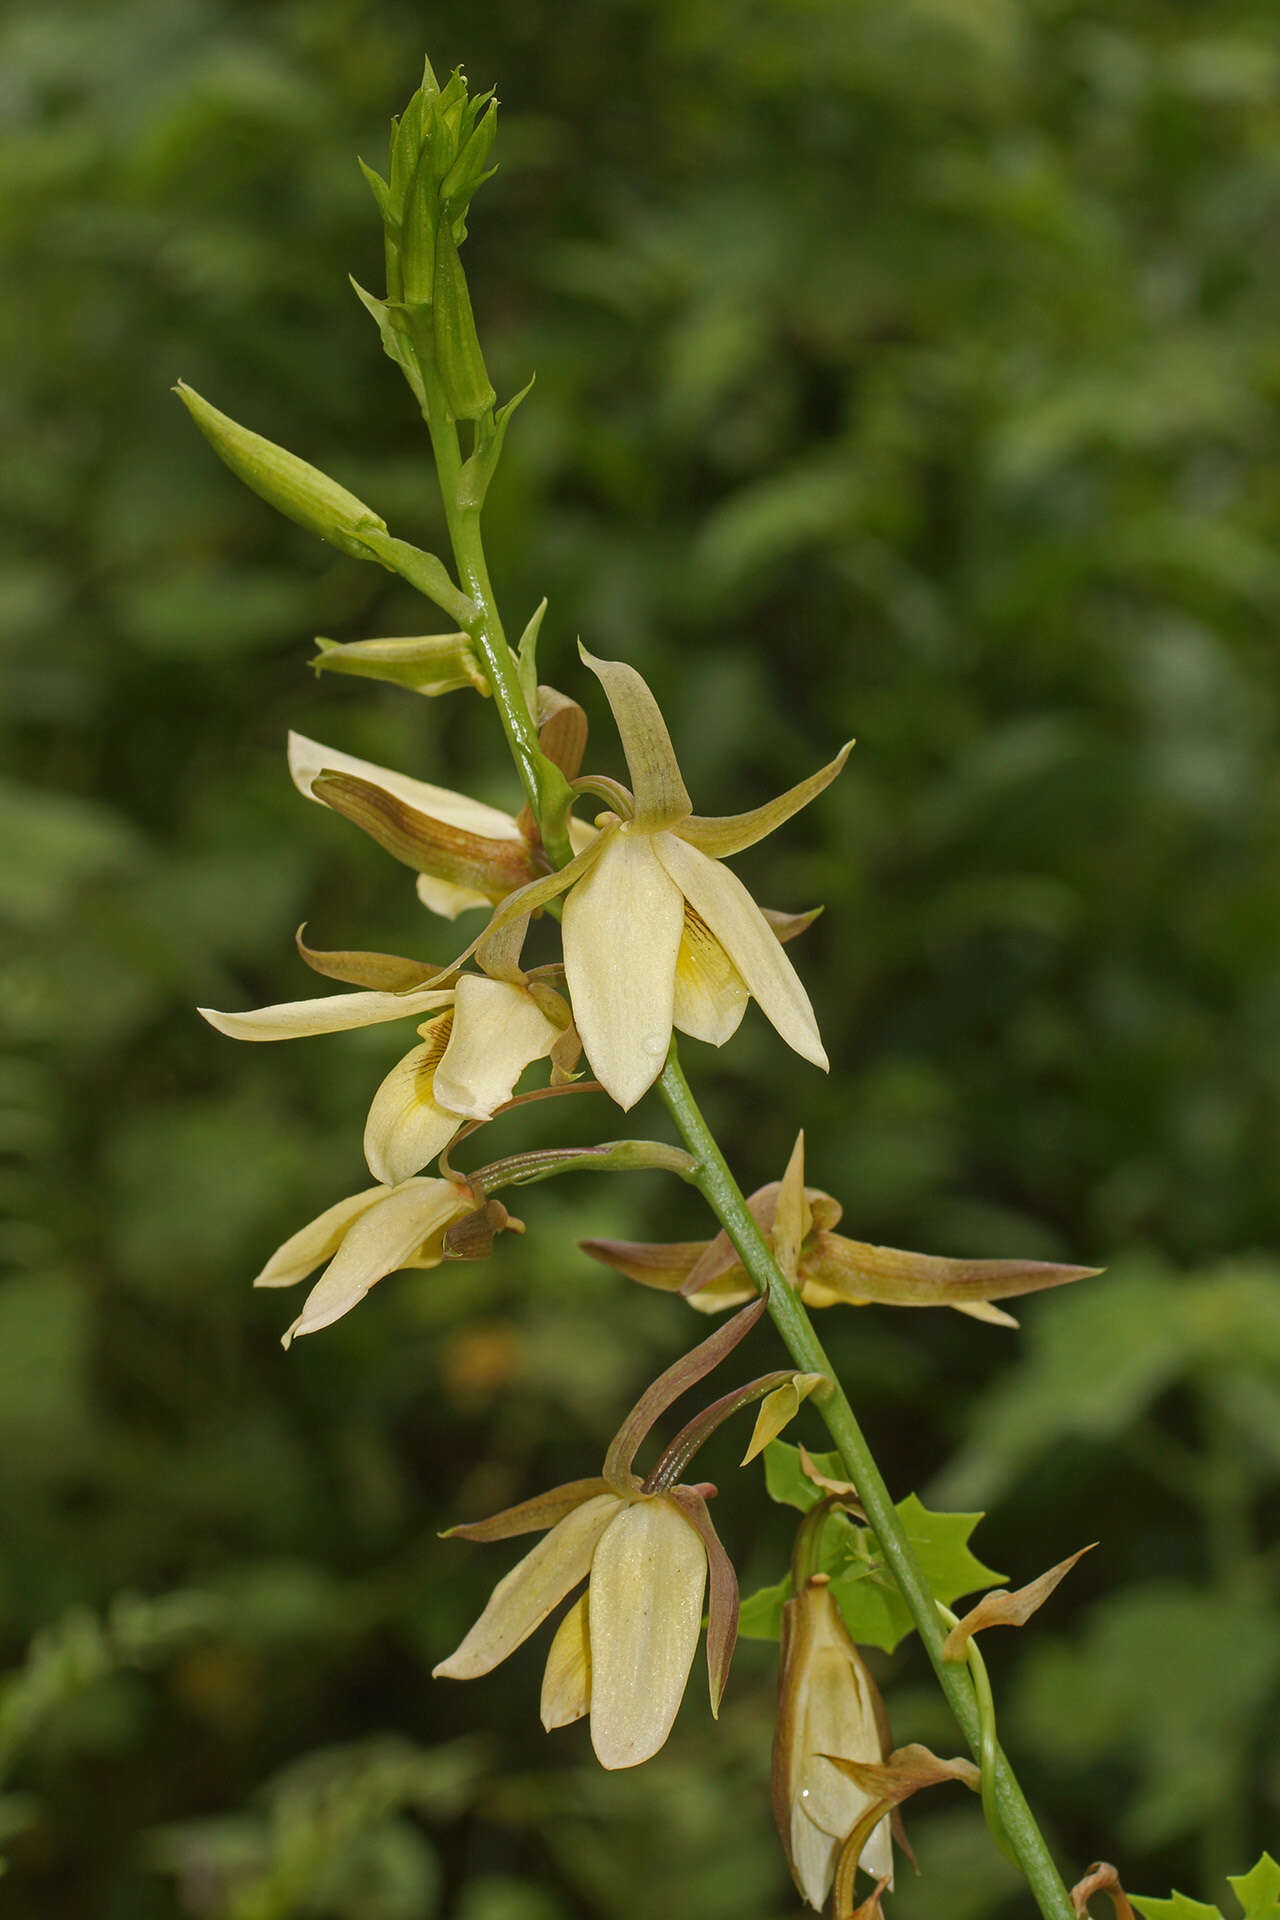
[584,1133,1099,1327]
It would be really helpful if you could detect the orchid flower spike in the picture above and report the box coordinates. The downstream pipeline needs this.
[434,1300,765,1768]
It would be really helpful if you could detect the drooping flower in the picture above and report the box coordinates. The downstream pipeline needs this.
[253,1174,497,1347]
[433,1301,763,1768]
[582,1134,1100,1326]
[429,649,849,1109]
[773,1572,894,1909]
[199,939,569,1185]
[287,730,542,919]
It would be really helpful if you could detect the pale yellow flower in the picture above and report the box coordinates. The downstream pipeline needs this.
[434,1300,760,1769]
[200,965,565,1185]
[434,1484,722,1770]
[437,650,850,1110]
[253,1175,478,1346]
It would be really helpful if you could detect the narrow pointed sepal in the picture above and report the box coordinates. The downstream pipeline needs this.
[800,1233,1102,1310]
[678,740,853,859]
[432,1493,623,1681]
[763,904,824,944]
[773,1131,811,1285]
[602,1294,767,1489]
[443,1477,616,1543]
[578,647,691,828]
[587,1496,707,1769]
[199,981,453,1042]
[579,1236,719,1293]
[295,926,440,992]
[666,1486,739,1718]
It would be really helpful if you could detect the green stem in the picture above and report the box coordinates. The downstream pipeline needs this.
[657,1044,1074,1920]
[418,360,575,866]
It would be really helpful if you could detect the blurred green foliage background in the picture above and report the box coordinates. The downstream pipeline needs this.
[3,1,1279,1914]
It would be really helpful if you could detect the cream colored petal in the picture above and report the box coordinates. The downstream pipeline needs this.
[790,1803,841,1912]
[562,828,684,1110]
[672,907,749,1046]
[363,1017,460,1185]
[283,1178,466,1345]
[787,1588,893,1894]
[415,872,494,918]
[288,731,521,842]
[432,976,561,1123]
[678,740,853,859]
[541,1591,592,1730]
[252,1186,389,1289]
[653,833,827,1071]
[800,1651,874,1838]
[199,982,453,1042]
[860,1810,894,1888]
[952,1299,1020,1328]
[588,1496,707,1770]
[433,1494,623,1680]
[578,648,691,829]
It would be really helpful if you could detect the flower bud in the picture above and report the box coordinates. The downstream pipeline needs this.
[773,1576,893,1910]
[380,64,499,310]
[433,221,496,421]
[311,632,488,697]
[174,383,388,560]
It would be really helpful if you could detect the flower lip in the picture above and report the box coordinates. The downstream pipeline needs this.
[586,1494,708,1770]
